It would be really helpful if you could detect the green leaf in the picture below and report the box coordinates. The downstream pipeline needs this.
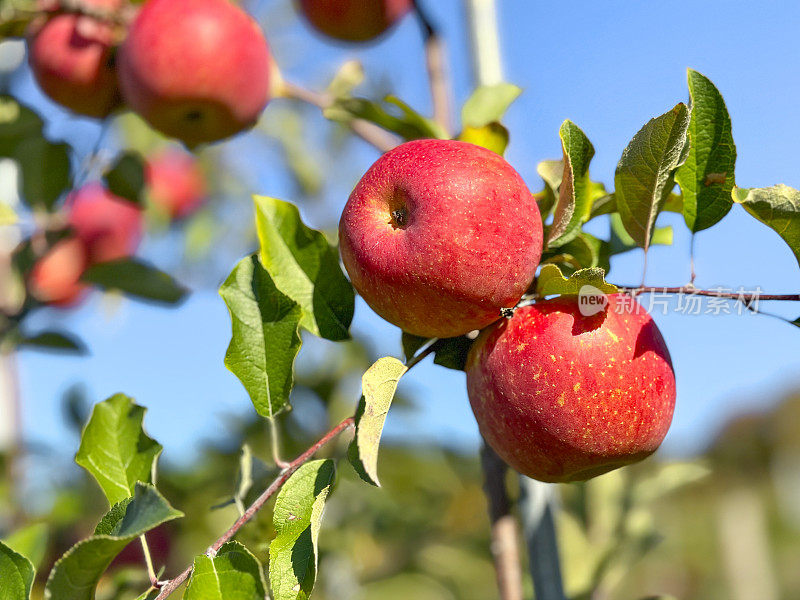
[675,69,736,232]
[44,483,183,600]
[2,523,48,570]
[75,393,162,506]
[348,357,407,486]
[103,151,146,207]
[269,459,336,600]
[733,185,800,268]
[535,159,563,218]
[458,123,509,155]
[254,196,354,341]
[547,120,596,247]
[14,138,71,210]
[82,258,188,304]
[614,103,690,249]
[432,336,473,372]
[325,95,445,141]
[0,95,43,157]
[401,332,429,361]
[541,232,611,275]
[184,541,267,600]
[220,254,302,418]
[536,264,618,297]
[461,83,522,128]
[0,541,34,600]
[17,331,86,354]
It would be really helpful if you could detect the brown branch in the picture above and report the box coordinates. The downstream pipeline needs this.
[280,81,400,154]
[412,0,452,134]
[480,443,523,600]
[154,417,355,599]
[617,286,800,302]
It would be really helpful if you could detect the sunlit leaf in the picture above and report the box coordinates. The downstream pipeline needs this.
[547,120,596,247]
[348,357,407,486]
[615,103,690,249]
[0,540,34,600]
[254,196,354,341]
[269,460,335,600]
[184,541,267,600]
[675,69,736,232]
[75,394,162,505]
[536,264,618,297]
[220,254,302,418]
[458,123,509,155]
[733,185,800,269]
[461,83,522,128]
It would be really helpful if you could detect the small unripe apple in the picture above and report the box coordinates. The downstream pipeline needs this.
[145,149,207,220]
[118,0,273,146]
[66,183,143,263]
[339,139,543,338]
[466,295,676,482]
[27,0,123,118]
[297,0,412,42]
[28,237,89,307]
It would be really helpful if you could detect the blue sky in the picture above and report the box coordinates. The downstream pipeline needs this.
[8,0,800,469]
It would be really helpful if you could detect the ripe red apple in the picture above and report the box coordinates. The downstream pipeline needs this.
[117,0,273,146]
[339,139,543,338]
[297,0,412,42]
[27,0,123,118]
[145,149,207,220]
[66,183,143,263]
[466,294,676,483]
[28,237,89,307]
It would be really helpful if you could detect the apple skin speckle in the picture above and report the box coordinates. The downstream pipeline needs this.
[466,294,676,483]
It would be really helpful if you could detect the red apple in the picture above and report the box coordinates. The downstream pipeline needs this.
[27,0,123,118]
[28,237,89,307]
[145,149,207,220]
[66,183,143,263]
[297,0,412,42]
[117,0,273,146]
[339,139,543,338]
[466,294,676,483]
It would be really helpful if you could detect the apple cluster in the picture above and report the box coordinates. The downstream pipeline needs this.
[29,183,143,306]
[27,0,273,146]
[340,139,677,482]
[26,0,412,146]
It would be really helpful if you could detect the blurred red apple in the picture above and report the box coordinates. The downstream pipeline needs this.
[118,0,273,146]
[297,0,413,42]
[339,139,543,338]
[66,183,143,263]
[28,237,89,307]
[27,0,123,118]
[466,294,676,483]
[146,149,207,220]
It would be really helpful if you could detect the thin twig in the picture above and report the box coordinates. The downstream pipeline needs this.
[617,286,800,302]
[154,417,355,599]
[412,0,452,134]
[268,417,288,469]
[152,343,439,599]
[280,81,400,154]
[480,443,523,600]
